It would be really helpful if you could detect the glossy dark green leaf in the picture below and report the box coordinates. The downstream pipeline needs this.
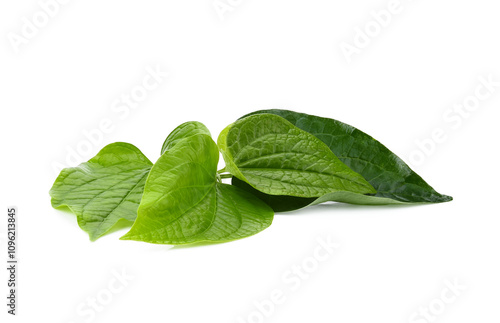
[236,109,451,209]
[121,134,273,245]
[218,114,376,198]
[49,143,153,240]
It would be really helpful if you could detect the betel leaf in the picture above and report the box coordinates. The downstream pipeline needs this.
[218,114,376,198]
[49,121,210,241]
[237,109,452,208]
[161,121,211,154]
[121,134,273,245]
[49,143,153,241]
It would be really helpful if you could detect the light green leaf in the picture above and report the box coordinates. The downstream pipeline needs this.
[49,143,153,241]
[218,114,376,198]
[234,109,452,210]
[161,121,211,155]
[121,134,273,245]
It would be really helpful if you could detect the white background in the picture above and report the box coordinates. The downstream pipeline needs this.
[1,1,499,322]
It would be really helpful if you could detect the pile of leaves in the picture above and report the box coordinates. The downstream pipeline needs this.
[50,110,452,244]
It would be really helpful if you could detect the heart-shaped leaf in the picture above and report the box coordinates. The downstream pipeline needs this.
[121,134,273,245]
[49,143,153,240]
[218,114,376,198]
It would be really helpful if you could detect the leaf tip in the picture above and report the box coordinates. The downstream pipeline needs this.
[119,232,135,241]
[87,229,105,242]
[441,194,453,202]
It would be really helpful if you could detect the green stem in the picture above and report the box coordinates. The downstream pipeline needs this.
[219,173,232,179]
[217,167,226,174]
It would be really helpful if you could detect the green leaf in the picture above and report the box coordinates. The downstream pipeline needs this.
[236,109,452,209]
[49,143,153,241]
[121,134,273,245]
[218,114,376,198]
[161,121,211,155]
